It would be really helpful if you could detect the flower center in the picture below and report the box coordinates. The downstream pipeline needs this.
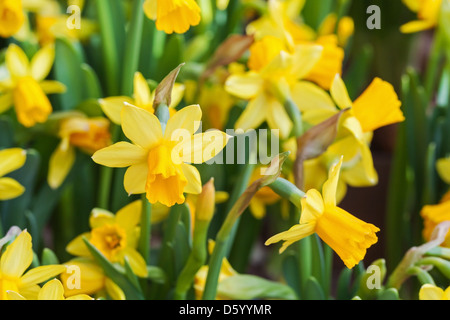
[146,141,187,207]
[90,224,127,261]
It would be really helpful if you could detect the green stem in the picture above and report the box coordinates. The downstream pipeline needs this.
[139,194,152,264]
[121,0,145,96]
[96,0,121,96]
[424,27,444,101]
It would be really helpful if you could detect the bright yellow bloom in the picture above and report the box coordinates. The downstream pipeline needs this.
[0,43,66,127]
[48,113,111,189]
[99,72,185,125]
[0,148,26,200]
[143,0,201,34]
[436,157,450,184]
[0,230,66,300]
[60,258,125,300]
[0,0,25,38]
[420,199,450,247]
[65,200,148,278]
[225,35,323,138]
[92,103,230,207]
[265,157,380,269]
[7,279,93,300]
[419,284,450,300]
[400,0,445,33]
[318,13,355,48]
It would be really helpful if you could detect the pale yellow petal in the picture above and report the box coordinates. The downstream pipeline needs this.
[265,95,292,139]
[134,72,152,108]
[99,97,135,125]
[164,104,202,141]
[400,20,435,33]
[89,209,115,228]
[105,278,126,300]
[143,0,157,20]
[122,248,148,278]
[0,177,25,200]
[177,130,230,164]
[290,44,323,79]
[6,44,30,78]
[39,80,67,94]
[437,158,450,184]
[30,44,55,81]
[225,72,264,100]
[290,81,336,112]
[20,265,66,288]
[322,156,343,208]
[330,74,353,110]
[0,92,14,114]
[234,93,268,132]
[169,83,185,108]
[92,142,147,168]
[38,279,65,300]
[419,284,444,300]
[299,189,324,224]
[0,231,32,279]
[6,291,26,300]
[115,200,142,231]
[0,148,27,177]
[181,163,202,194]
[66,294,94,300]
[65,233,92,257]
[48,143,75,189]
[124,162,148,196]
[265,222,316,253]
[121,103,163,149]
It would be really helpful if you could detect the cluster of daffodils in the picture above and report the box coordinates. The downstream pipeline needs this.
[0,0,449,302]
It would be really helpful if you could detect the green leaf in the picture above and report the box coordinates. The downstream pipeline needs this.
[377,288,400,300]
[336,267,354,300]
[0,117,14,148]
[218,274,298,300]
[82,237,145,300]
[282,253,302,299]
[146,266,166,284]
[304,276,326,300]
[81,64,103,100]
[41,248,60,265]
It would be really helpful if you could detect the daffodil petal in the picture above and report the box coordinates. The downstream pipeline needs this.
[6,44,30,78]
[6,290,26,300]
[234,93,267,132]
[300,189,324,224]
[143,0,157,20]
[66,233,92,257]
[122,248,148,278]
[99,96,134,125]
[89,209,115,229]
[105,278,126,300]
[181,163,202,194]
[290,81,336,112]
[330,74,353,110]
[0,148,27,177]
[48,143,75,189]
[165,104,202,141]
[0,92,13,114]
[266,96,292,139]
[419,284,444,300]
[225,72,264,100]
[116,200,142,231]
[30,44,55,81]
[178,130,230,164]
[169,83,185,108]
[66,294,94,300]
[0,177,25,200]
[0,231,32,279]
[20,265,67,288]
[124,162,148,195]
[121,103,163,149]
[134,72,152,108]
[92,141,147,168]
[322,156,343,208]
[437,158,450,184]
[290,44,323,79]
[38,279,65,300]
[400,20,435,33]
[39,80,67,94]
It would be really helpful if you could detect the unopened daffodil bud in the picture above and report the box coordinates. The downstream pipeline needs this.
[196,178,216,222]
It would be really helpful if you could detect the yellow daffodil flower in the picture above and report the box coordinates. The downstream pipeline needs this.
[65,200,148,278]
[400,0,445,33]
[265,157,380,269]
[92,103,230,207]
[0,230,66,300]
[421,198,450,248]
[99,72,185,125]
[0,148,26,200]
[7,279,93,300]
[225,35,323,138]
[0,0,25,38]
[318,13,355,48]
[143,0,201,34]
[245,0,345,90]
[48,113,112,189]
[60,257,126,300]
[419,284,450,300]
[0,43,66,127]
